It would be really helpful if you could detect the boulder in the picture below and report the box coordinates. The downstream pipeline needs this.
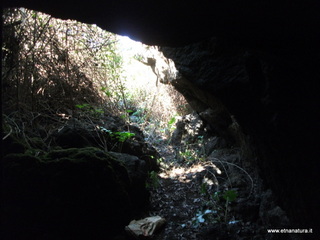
[1,147,146,240]
[51,118,160,171]
[109,151,149,211]
[171,113,205,146]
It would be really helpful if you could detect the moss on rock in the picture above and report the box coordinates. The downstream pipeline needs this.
[2,147,133,240]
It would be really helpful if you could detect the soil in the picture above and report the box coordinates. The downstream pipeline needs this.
[145,145,269,240]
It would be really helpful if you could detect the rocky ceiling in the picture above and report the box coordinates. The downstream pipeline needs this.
[3,0,320,232]
[4,0,320,48]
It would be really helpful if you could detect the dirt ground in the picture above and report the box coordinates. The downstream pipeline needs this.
[145,145,271,240]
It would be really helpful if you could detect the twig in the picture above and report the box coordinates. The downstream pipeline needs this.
[210,157,254,199]
[2,125,13,140]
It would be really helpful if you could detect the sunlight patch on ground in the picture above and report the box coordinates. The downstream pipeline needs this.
[158,160,223,186]
[160,164,203,178]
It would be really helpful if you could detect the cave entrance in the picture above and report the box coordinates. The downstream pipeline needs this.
[114,35,192,148]
[2,8,263,240]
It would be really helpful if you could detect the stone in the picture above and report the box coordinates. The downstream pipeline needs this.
[171,112,205,146]
[125,216,166,238]
[233,201,260,222]
[51,117,160,171]
[52,125,92,148]
[259,189,290,227]
[122,141,159,170]
[109,151,149,210]
[1,147,148,239]
[203,136,226,155]
[267,206,290,227]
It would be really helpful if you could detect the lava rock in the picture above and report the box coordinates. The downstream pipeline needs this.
[109,151,149,211]
[1,147,140,240]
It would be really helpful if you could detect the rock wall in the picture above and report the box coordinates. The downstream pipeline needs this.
[2,116,157,239]
[161,38,319,228]
[2,148,132,239]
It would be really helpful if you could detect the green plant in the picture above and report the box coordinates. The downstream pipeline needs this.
[146,170,160,189]
[177,144,206,163]
[179,149,197,162]
[95,127,135,152]
[133,53,144,62]
[112,131,135,142]
[175,135,206,164]
[75,103,104,117]
[192,188,238,227]
[100,128,135,142]
[221,189,238,223]
[167,116,176,127]
[100,87,112,97]
[165,116,176,138]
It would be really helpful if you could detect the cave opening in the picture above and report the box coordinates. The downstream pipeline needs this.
[2,6,318,240]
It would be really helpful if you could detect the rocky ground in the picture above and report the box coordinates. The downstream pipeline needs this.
[146,146,266,240]
[2,110,301,240]
[140,129,300,240]
[122,112,301,240]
